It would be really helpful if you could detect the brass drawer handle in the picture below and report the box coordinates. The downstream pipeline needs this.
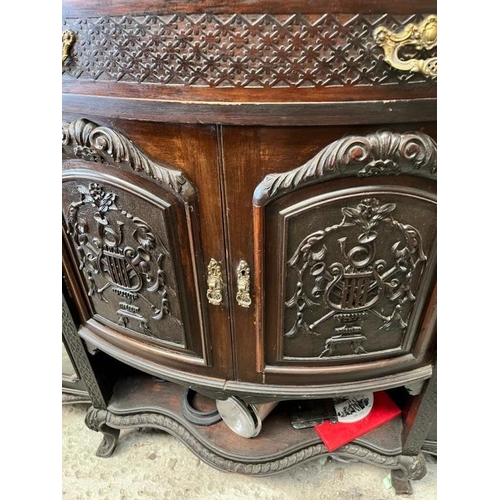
[236,260,252,308]
[62,30,76,65]
[373,15,437,77]
[206,259,223,306]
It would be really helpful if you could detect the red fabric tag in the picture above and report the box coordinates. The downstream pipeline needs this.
[314,391,401,452]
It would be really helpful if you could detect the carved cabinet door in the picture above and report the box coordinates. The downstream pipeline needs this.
[222,125,437,388]
[62,119,232,381]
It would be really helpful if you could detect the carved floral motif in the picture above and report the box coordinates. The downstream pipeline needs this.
[65,182,182,339]
[285,198,427,358]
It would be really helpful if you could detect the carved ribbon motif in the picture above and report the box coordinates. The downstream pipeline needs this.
[285,198,427,358]
[66,182,179,336]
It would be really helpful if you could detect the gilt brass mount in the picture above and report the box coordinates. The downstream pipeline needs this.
[373,15,437,77]
[62,30,76,65]
[236,260,252,308]
[206,259,223,306]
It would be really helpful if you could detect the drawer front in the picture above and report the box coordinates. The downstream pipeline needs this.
[62,12,436,100]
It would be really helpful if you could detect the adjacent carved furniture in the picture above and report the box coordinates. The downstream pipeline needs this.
[62,1,437,495]
[62,295,91,403]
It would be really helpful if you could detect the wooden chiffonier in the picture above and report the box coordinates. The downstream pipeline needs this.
[62,0,437,494]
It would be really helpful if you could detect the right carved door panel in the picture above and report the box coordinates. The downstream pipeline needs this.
[264,181,436,363]
[251,129,437,384]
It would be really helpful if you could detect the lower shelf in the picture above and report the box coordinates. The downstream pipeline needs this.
[85,374,427,494]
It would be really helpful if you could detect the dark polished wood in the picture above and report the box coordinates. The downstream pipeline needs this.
[63,0,437,17]
[62,0,436,492]
[84,373,426,492]
[62,2,436,105]
[62,94,437,126]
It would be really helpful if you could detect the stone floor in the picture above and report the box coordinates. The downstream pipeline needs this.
[62,402,437,500]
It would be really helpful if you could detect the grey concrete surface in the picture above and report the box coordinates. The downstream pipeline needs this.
[62,403,437,500]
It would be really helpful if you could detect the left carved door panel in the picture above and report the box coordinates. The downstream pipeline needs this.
[62,119,209,367]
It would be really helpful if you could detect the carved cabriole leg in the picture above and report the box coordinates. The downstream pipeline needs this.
[85,407,120,458]
[391,454,427,495]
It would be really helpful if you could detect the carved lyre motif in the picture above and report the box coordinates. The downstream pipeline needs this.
[285,198,427,358]
[66,182,177,336]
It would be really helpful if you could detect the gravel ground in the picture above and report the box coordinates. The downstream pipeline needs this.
[62,403,437,500]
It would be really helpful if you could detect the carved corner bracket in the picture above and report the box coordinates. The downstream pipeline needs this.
[62,119,196,202]
[253,130,437,206]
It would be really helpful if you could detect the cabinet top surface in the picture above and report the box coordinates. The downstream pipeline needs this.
[63,1,437,16]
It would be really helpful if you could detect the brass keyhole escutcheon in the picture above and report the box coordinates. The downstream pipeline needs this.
[206,259,223,306]
[236,260,252,308]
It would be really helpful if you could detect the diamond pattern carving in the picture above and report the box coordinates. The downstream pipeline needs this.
[62,13,437,88]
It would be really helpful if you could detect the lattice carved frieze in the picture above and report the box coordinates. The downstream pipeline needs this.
[62,13,436,88]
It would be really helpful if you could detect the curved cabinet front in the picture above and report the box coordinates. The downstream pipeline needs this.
[62,119,220,383]
[249,129,437,391]
[61,120,437,402]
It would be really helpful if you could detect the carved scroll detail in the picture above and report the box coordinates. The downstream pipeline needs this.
[65,182,183,339]
[85,407,120,457]
[62,119,196,202]
[254,131,436,206]
[285,198,427,358]
[91,407,425,479]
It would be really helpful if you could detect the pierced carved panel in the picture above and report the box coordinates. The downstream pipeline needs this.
[63,180,187,346]
[62,13,436,88]
[281,191,435,359]
[62,294,106,408]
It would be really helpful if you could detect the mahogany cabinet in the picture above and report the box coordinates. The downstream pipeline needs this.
[62,0,437,494]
